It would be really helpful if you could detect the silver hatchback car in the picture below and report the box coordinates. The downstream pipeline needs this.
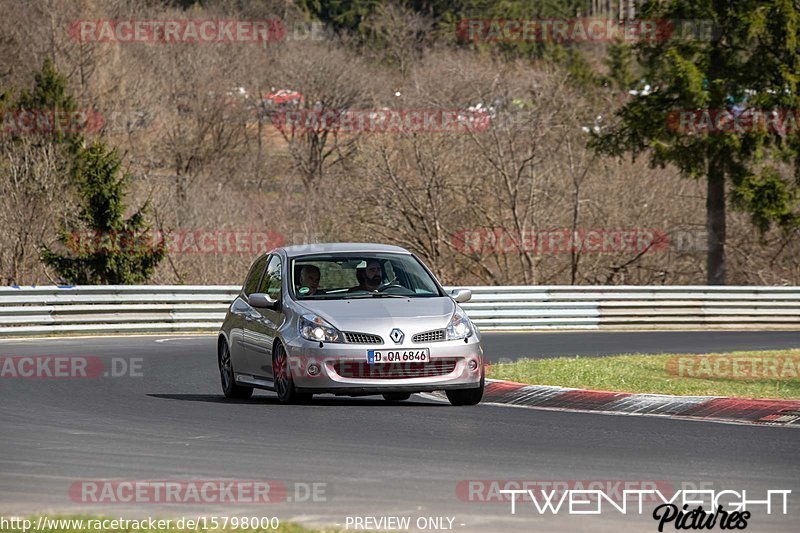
[217,243,484,405]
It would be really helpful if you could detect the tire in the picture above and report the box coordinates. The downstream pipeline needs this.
[382,392,411,402]
[445,375,484,406]
[272,342,312,404]
[219,339,253,399]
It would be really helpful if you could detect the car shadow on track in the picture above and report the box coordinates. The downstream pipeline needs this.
[147,393,445,407]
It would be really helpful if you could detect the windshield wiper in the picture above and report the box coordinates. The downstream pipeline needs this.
[342,293,407,299]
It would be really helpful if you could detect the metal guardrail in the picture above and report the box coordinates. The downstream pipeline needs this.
[463,286,800,330]
[0,285,798,336]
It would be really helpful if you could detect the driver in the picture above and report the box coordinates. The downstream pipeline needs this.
[349,259,383,292]
[297,265,324,296]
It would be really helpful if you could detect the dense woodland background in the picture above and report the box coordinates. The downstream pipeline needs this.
[1,0,798,286]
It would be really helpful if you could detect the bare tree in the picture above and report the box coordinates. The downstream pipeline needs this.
[0,138,70,284]
[362,3,433,78]
[270,40,371,234]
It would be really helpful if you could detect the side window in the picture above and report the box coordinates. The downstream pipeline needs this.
[258,256,282,301]
[243,255,269,296]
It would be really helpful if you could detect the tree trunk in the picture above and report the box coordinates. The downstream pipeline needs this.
[706,159,726,284]
[706,12,726,286]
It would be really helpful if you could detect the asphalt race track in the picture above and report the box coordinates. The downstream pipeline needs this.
[480,330,800,360]
[1,332,799,532]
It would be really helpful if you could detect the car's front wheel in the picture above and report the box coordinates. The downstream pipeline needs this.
[445,375,484,406]
[273,343,312,404]
[219,340,253,399]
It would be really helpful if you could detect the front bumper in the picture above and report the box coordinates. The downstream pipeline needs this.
[283,335,484,394]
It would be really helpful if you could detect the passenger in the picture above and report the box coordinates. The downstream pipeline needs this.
[297,265,323,296]
[350,259,383,292]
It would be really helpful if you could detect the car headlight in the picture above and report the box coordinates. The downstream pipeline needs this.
[299,313,344,343]
[446,310,473,341]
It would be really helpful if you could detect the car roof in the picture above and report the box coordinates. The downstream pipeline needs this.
[279,242,412,258]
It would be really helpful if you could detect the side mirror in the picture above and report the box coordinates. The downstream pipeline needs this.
[450,288,472,303]
[248,293,279,310]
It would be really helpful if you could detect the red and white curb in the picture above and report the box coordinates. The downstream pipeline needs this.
[428,380,800,427]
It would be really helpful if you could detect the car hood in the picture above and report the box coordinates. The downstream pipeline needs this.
[296,297,456,334]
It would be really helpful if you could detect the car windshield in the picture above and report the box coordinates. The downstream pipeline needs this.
[291,253,443,300]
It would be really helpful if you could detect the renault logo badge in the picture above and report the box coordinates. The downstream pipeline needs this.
[390,328,404,344]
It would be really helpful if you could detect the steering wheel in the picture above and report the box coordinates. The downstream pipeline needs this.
[377,277,404,292]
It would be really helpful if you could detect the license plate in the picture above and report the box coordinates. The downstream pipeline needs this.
[367,348,430,364]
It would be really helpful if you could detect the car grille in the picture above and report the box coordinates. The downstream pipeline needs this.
[344,332,383,344]
[412,329,445,343]
[332,359,458,379]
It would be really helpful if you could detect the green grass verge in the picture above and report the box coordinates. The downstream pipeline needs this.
[0,517,335,533]
[486,349,800,400]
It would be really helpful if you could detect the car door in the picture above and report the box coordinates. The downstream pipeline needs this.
[232,254,269,376]
[243,254,284,379]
